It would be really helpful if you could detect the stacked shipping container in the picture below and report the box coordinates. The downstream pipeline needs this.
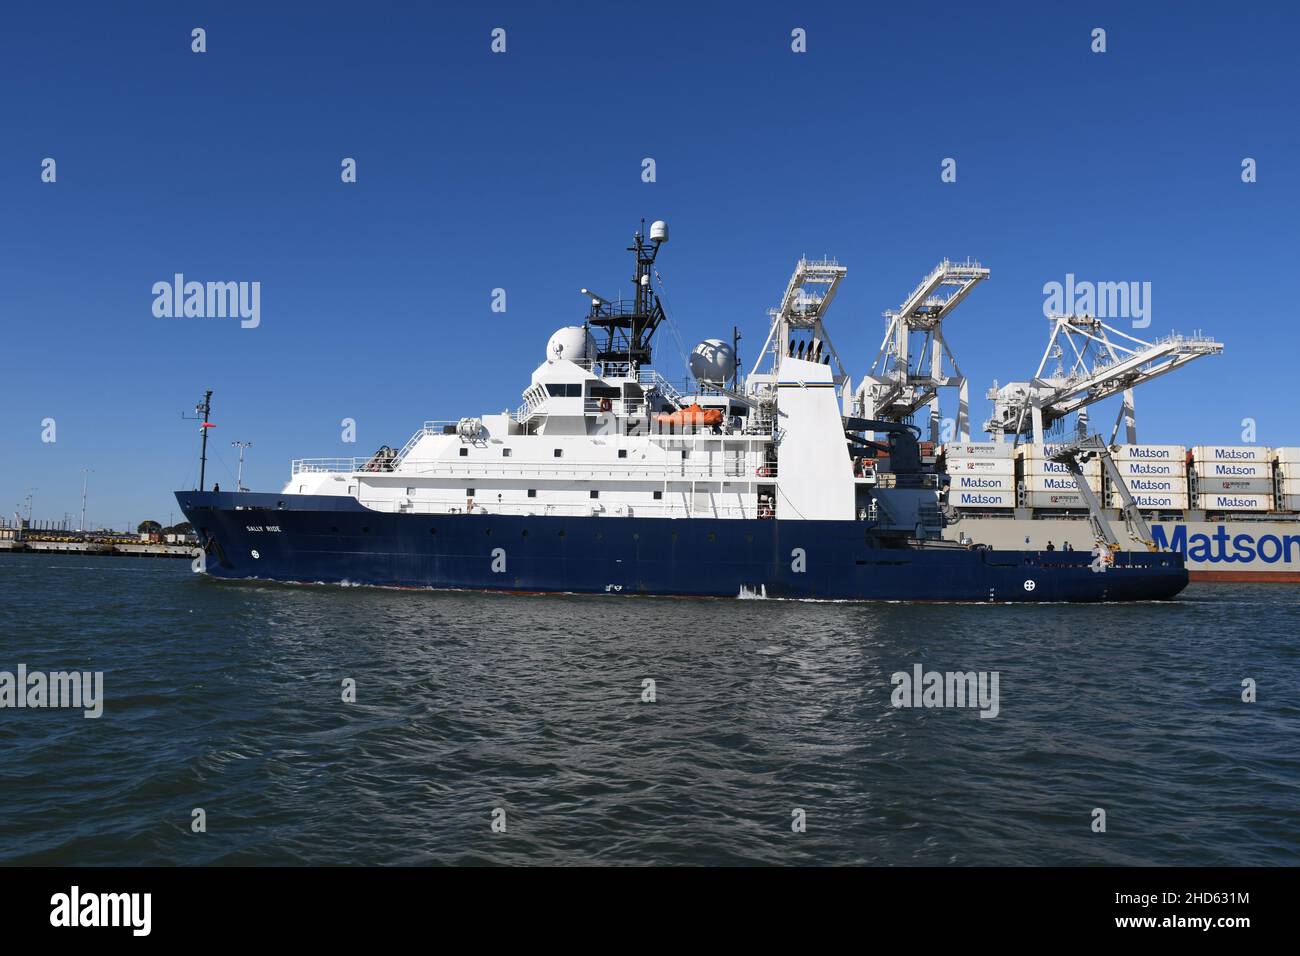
[1191,445,1273,511]
[1272,447,1300,511]
[941,442,1015,508]
[1017,443,1100,509]
[941,441,1296,515]
[1108,444,1188,509]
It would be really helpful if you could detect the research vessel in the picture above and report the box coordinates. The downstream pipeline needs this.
[176,222,1187,601]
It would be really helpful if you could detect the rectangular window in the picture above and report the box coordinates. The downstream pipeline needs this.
[405,487,415,496]
[653,491,662,500]
[466,488,475,497]
[618,449,628,459]
[527,489,536,498]
[459,447,468,457]
[348,485,356,495]
[502,448,512,457]
[554,449,563,458]
[590,490,599,499]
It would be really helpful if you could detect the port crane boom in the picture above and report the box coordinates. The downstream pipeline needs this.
[984,314,1223,445]
[856,259,989,442]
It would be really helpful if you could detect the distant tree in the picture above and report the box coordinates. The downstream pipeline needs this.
[173,521,193,534]
[137,520,162,534]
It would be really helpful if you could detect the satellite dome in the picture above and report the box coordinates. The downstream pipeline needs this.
[546,326,593,364]
[689,339,735,386]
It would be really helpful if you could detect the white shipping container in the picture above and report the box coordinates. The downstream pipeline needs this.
[1020,458,1102,478]
[1017,442,1102,462]
[1278,494,1300,512]
[1112,458,1185,478]
[1118,476,1188,494]
[1024,491,1090,508]
[951,489,1016,508]
[941,442,1014,459]
[943,457,1015,476]
[950,473,1016,492]
[1272,446,1300,465]
[1196,476,1274,494]
[1111,444,1186,462]
[1277,477,1300,495]
[1023,473,1102,493]
[1192,460,1272,480]
[1196,492,1273,511]
[1107,492,1188,510]
[1192,445,1270,465]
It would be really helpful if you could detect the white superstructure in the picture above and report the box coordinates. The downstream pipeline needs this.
[281,224,903,528]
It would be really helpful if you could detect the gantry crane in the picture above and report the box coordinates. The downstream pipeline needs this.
[855,259,989,442]
[752,256,850,384]
[984,313,1223,445]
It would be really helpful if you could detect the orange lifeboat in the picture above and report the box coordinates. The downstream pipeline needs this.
[654,403,724,428]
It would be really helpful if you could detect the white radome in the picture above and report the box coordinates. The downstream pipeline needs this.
[547,326,592,364]
[689,339,734,385]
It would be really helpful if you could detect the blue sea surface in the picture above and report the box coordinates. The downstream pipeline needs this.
[1,553,1297,865]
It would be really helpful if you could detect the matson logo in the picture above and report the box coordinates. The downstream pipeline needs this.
[1152,525,1300,564]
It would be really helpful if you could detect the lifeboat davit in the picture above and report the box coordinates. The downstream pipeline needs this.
[655,403,724,427]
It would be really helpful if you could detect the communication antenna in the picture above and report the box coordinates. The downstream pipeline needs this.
[182,390,215,491]
[231,441,252,492]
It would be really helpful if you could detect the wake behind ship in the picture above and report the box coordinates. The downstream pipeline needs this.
[176,222,1187,602]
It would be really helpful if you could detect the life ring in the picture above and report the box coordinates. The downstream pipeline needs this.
[599,398,612,412]
[756,465,773,477]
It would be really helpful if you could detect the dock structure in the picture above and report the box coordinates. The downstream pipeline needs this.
[0,539,196,558]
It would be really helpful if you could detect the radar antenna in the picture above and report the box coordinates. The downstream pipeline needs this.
[587,219,669,373]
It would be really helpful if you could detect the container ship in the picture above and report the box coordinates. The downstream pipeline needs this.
[939,442,1300,582]
[175,222,1188,601]
[830,257,1297,582]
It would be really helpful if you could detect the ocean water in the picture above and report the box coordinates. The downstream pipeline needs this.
[1,553,1297,866]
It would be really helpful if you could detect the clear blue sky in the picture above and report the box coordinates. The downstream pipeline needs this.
[2,1,1296,528]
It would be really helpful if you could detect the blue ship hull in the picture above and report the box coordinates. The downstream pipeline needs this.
[176,492,1188,602]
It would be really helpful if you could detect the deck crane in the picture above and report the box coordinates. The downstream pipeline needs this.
[855,259,990,443]
[983,313,1223,446]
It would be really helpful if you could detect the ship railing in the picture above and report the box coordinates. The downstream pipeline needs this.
[393,422,450,463]
[360,498,760,520]
[638,369,688,405]
[399,458,761,480]
[292,457,372,475]
[582,398,647,416]
[293,457,766,480]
